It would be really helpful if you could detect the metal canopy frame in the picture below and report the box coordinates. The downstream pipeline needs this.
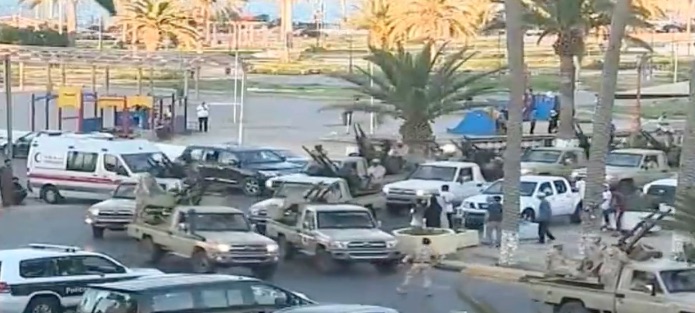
[0,44,246,70]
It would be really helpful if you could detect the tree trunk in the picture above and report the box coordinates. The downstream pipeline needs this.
[582,0,632,254]
[499,0,525,266]
[672,61,695,257]
[65,0,78,46]
[399,117,433,158]
[204,8,211,44]
[557,55,576,143]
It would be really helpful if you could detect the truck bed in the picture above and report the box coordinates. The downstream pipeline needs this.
[522,275,607,291]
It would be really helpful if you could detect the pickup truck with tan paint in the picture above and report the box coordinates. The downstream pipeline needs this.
[265,203,402,274]
[571,149,674,190]
[126,205,279,279]
[528,259,695,313]
[520,146,587,177]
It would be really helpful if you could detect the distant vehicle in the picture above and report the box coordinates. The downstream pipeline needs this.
[176,144,303,196]
[520,146,587,177]
[650,20,686,33]
[0,244,161,313]
[77,274,315,313]
[298,29,326,38]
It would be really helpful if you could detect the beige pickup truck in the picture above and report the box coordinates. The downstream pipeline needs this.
[571,149,674,191]
[265,203,402,274]
[126,205,280,279]
[528,259,695,313]
[520,146,587,177]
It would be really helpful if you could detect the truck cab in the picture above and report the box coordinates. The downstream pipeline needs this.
[571,149,673,192]
[265,203,401,274]
[521,147,587,177]
[249,176,383,235]
[531,260,695,313]
[382,161,486,214]
[126,205,279,279]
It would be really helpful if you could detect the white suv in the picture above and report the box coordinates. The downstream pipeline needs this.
[0,244,161,313]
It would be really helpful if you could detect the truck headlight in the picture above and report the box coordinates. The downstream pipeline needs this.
[386,240,397,248]
[415,190,426,196]
[88,207,99,215]
[266,244,279,253]
[382,186,390,194]
[330,241,349,249]
[463,201,474,209]
[217,244,231,252]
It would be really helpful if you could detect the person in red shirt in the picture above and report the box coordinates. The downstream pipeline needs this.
[609,186,626,233]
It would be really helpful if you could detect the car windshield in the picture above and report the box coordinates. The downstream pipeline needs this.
[194,213,250,231]
[113,184,137,199]
[661,269,695,293]
[273,183,315,198]
[605,153,643,168]
[77,289,137,313]
[646,184,676,205]
[482,181,537,197]
[121,152,171,174]
[237,150,284,164]
[522,150,562,163]
[409,165,456,181]
[317,211,375,229]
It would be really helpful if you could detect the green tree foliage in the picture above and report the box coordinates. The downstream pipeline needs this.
[0,25,68,47]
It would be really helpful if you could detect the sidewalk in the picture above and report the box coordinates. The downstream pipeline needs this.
[436,224,675,281]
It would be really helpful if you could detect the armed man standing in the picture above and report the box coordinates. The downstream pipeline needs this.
[396,237,439,296]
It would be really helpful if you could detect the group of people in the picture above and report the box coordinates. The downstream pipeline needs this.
[481,191,556,246]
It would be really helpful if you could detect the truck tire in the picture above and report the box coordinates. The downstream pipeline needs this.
[242,177,262,197]
[374,260,399,274]
[521,208,536,222]
[556,300,589,313]
[278,235,295,260]
[314,246,338,274]
[570,203,582,224]
[92,226,105,239]
[23,295,61,313]
[140,237,164,264]
[191,249,216,273]
[40,185,62,204]
[251,263,278,280]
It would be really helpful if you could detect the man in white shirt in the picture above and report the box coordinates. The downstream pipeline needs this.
[366,159,386,186]
[601,185,614,230]
[439,185,455,229]
[196,102,210,132]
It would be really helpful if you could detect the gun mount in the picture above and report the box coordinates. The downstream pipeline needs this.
[635,130,681,167]
[545,209,671,279]
[351,124,404,174]
[450,138,503,181]
[573,121,592,159]
[133,172,217,223]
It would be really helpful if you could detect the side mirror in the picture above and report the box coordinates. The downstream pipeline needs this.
[177,223,188,232]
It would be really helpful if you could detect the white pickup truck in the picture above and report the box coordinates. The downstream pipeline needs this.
[382,161,487,215]
[462,175,583,223]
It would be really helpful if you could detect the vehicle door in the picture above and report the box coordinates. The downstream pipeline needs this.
[298,210,318,253]
[615,270,669,313]
[217,150,243,185]
[551,179,573,215]
[65,151,103,199]
[559,151,580,175]
[102,154,129,191]
[167,211,198,254]
[452,166,482,203]
[537,182,559,215]
[13,132,36,158]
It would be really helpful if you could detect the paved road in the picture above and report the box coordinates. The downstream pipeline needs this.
[2,161,540,313]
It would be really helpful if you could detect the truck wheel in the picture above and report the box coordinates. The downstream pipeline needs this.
[570,203,582,224]
[23,295,61,313]
[556,301,589,313]
[91,226,105,239]
[278,236,295,260]
[40,185,62,204]
[251,263,278,280]
[140,237,164,264]
[521,208,535,222]
[242,178,262,196]
[374,260,399,274]
[191,249,216,273]
[314,247,338,274]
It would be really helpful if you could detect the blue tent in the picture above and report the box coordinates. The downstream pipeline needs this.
[447,110,496,136]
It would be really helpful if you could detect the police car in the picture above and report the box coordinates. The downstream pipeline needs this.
[0,244,162,313]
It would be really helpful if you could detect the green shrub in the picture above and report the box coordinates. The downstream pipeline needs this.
[0,25,68,47]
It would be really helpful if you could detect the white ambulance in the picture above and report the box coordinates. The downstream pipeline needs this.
[27,136,182,204]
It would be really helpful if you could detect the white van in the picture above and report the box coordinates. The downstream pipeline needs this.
[27,136,181,204]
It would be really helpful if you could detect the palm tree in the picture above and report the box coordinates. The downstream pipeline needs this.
[19,0,116,46]
[117,0,199,52]
[322,43,502,152]
[520,0,650,144]
[193,0,244,45]
[390,0,493,47]
[350,0,397,49]
[582,0,633,246]
[498,0,525,266]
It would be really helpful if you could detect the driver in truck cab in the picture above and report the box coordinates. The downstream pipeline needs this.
[367,159,386,185]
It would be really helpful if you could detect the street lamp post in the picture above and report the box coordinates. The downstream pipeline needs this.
[633,54,651,131]
[4,55,12,158]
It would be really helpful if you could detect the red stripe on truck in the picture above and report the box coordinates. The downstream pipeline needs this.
[27,174,120,185]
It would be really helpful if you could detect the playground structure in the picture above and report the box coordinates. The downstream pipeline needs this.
[0,44,246,139]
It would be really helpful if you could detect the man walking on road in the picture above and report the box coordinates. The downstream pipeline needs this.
[197,102,210,132]
[397,237,438,296]
[439,185,455,229]
[485,196,503,247]
[536,193,555,244]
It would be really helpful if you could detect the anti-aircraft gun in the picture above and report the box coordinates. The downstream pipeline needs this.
[573,121,592,159]
[301,145,381,196]
[449,138,504,181]
[351,124,404,174]
[635,129,681,167]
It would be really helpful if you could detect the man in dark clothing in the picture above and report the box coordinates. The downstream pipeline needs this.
[536,193,555,244]
[424,194,442,228]
[485,196,503,247]
[610,186,626,233]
